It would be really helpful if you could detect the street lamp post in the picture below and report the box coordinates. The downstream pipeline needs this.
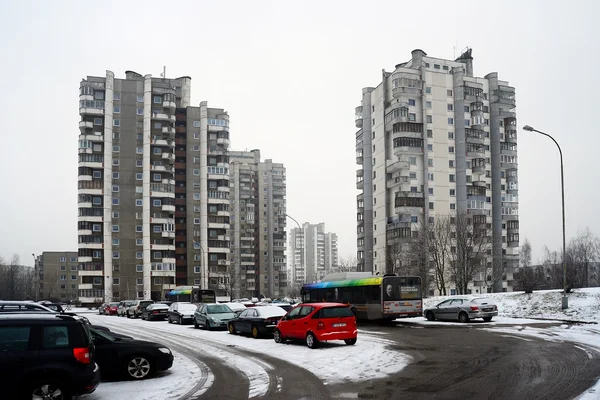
[523,125,568,309]
[285,214,303,292]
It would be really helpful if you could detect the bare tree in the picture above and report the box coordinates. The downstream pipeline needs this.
[513,266,539,293]
[449,212,489,295]
[520,237,532,269]
[43,271,60,301]
[414,216,452,296]
[569,228,600,287]
[331,256,358,274]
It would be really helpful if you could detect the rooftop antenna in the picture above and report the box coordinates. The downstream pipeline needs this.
[160,66,166,78]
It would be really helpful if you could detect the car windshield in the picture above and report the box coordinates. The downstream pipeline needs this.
[320,306,353,318]
[140,301,153,307]
[179,304,197,312]
[89,326,116,342]
[207,305,232,314]
[109,302,119,306]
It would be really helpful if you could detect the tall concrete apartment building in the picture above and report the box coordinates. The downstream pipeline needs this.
[229,150,287,299]
[289,223,339,285]
[34,252,79,302]
[78,70,231,304]
[355,49,519,293]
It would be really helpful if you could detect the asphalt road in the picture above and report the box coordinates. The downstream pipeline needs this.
[93,315,600,400]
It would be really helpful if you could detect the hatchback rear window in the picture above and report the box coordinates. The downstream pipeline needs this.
[315,306,354,318]
[0,326,30,351]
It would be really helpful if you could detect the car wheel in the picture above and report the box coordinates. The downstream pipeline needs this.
[168,316,172,324]
[228,323,236,335]
[482,317,493,322]
[194,319,199,329]
[28,380,70,400]
[425,311,435,321]
[251,325,260,339]
[306,332,318,349]
[126,356,152,380]
[344,338,357,345]
[206,320,212,331]
[459,312,470,323]
[273,329,283,343]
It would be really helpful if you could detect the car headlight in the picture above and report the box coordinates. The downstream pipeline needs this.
[158,347,171,354]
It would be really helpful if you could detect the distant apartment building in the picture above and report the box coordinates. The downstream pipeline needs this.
[355,48,519,294]
[289,223,339,285]
[229,149,287,299]
[35,252,79,302]
[78,70,231,304]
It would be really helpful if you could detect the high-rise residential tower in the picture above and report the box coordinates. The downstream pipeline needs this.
[355,49,519,294]
[229,149,287,299]
[288,223,339,285]
[78,71,231,304]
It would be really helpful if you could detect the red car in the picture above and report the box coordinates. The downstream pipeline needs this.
[106,302,119,315]
[274,302,357,349]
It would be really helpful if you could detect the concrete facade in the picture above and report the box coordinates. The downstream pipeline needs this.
[355,49,519,294]
[288,223,339,285]
[35,252,79,302]
[229,150,287,299]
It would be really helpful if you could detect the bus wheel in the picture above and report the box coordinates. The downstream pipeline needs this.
[425,311,435,321]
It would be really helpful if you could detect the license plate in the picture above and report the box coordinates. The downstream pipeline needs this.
[482,308,493,312]
[332,323,346,327]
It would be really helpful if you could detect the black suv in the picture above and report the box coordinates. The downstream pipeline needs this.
[0,313,100,400]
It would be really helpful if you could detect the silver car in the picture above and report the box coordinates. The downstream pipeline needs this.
[423,297,498,323]
[194,303,236,330]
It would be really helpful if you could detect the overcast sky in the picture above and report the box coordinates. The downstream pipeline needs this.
[0,0,598,267]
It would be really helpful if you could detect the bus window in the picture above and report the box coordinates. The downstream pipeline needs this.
[366,286,381,304]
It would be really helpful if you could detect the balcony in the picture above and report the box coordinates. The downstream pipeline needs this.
[217,210,230,217]
[466,144,486,158]
[79,107,104,116]
[217,137,230,147]
[356,178,364,190]
[78,187,103,196]
[465,128,485,144]
[79,121,94,132]
[162,126,176,137]
[162,204,175,213]
[463,84,484,101]
[162,231,175,239]
[217,235,231,241]
[78,229,93,236]
[392,85,421,99]
[501,142,517,156]
[356,169,363,178]
[161,257,176,265]
[78,201,92,208]
[150,183,175,198]
[386,175,409,189]
[151,244,173,251]
[473,180,487,188]
[78,256,93,263]
[393,137,423,156]
[78,215,102,223]
[79,270,103,276]
[217,186,230,193]
[208,221,229,229]
[163,100,176,110]
[162,152,175,163]
[505,128,518,143]
[162,178,176,185]
[152,112,175,122]
[218,259,230,266]
[394,192,425,214]
[495,85,516,107]
[79,243,103,249]
[152,139,175,148]
[355,106,363,129]
[80,133,103,142]
[355,118,363,128]
[506,170,518,183]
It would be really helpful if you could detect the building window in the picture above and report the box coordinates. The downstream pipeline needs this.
[426,87,431,94]
[409,172,417,179]
[136,199,143,207]
[465,120,470,127]
[153,95,162,103]
[113,278,120,285]
[429,202,434,210]
[112,185,119,192]
[427,144,433,151]
[153,199,161,207]
[112,238,119,246]
[193,169,200,176]
[408,156,417,165]
[136,239,143,246]
[136,173,143,180]
[408,99,416,106]
[137,95,144,102]
[112,159,119,166]
[426,101,432,108]
[136,225,143,232]
[60,265,66,271]
[450,203,456,210]
[449,174,456,182]
[136,278,143,285]
[448,118,454,125]
[428,159,433,167]
[112,172,119,179]
[113,105,120,114]
[137,108,143,115]
[194,266,201,273]
[428,173,434,181]
[93,118,102,125]
[448,131,454,139]
[113,119,120,126]
[136,252,143,259]
[112,252,120,259]
[447,90,453,96]
[427,129,433,138]
[93,171,102,179]
[426,115,432,123]
[434,64,440,69]
[193,121,201,127]
[449,160,455,168]
[136,265,143,272]
[136,147,143,154]
[112,198,119,205]
[153,174,161,181]
[153,226,162,233]
[449,146,455,153]
[112,225,119,233]
[443,65,449,71]
[408,113,416,121]
[136,159,143,167]
[450,189,456,196]
[92,224,101,232]
[112,211,119,219]
[447,104,453,111]
[428,187,434,195]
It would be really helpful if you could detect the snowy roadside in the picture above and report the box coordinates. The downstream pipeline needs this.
[395,316,557,327]
[85,314,411,386]
[423,287,600,323]
[83,351,206,400]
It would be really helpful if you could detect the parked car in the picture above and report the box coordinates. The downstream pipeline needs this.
[274,303,357,349]
[142,304,169,321]
[127,300,154,319]
[194,303,236,330]
[228,306,287,338]
[423,297,498,323]
[38,301,66,313]
[90,325,134,340]
[167,302,198,324]
[0,300,56,313]
[0,313,101,399]
[89,325,173,380]
[104,302,120,315]
[117,300,136,317]
[222,302,246,317]
[98,303,108,315]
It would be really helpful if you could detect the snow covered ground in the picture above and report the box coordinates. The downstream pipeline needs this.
[422,287,600,323]
[86,314,411,388]
[84,351,205,400]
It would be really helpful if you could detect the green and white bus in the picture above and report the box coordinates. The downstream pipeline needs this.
[301,273,422,321]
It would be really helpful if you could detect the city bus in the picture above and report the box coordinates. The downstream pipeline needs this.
[301,273,422,321]
[165,287,217,304]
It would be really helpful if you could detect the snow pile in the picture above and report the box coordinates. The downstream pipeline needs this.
[423,287,600,323]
